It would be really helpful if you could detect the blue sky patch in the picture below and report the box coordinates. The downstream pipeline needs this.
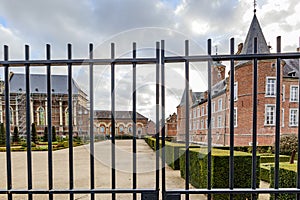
[0,16,7,27]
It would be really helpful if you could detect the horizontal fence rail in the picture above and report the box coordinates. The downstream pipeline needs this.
[0,37,300,200]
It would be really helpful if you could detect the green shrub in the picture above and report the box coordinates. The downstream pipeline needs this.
[180,148,260,200]
[270,163,297,200]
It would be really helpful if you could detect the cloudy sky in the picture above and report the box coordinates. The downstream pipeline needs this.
[0,0,299,121]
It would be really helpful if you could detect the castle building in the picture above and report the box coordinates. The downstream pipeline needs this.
[177,13,300,146]
[0,73,89,136]
[1,73,150,138]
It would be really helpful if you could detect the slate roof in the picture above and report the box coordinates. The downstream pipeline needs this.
[283,59,300,77]
[94,110,148,120]
[241,14,270,54]
[9,73,81,94]
[178,89,204,107]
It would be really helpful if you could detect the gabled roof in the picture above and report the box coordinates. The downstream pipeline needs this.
[178,89,204,107]
[241,14,270,54]
[94,110,148,120]
[9,73,82,94]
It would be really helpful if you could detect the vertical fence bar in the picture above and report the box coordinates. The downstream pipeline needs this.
[251,37,258,200]
[46,44,53,200]
[161,40,166,199]
[229,38,235,200]
[67,43,74,200]
[184,40,190,200]
[111,43,116,200]
[207,39,212,200]
[4,45,12,200]
[132,42,137,200]
[25,45,33,200]
[89,43,95,200]
[155,41,160,199]
[274,36,281,199]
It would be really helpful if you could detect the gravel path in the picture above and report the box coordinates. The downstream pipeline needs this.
[0,140,269,199]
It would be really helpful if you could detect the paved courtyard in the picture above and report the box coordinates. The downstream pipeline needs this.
[0,140,269,199]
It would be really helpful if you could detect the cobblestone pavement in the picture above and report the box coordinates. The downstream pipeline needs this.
[0,140,269,199]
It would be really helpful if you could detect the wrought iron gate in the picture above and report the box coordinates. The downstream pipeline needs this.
[0,36,300,200]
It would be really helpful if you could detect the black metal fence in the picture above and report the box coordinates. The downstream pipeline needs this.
[0,36,300,200]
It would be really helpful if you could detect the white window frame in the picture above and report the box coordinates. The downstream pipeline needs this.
[289,108,298,127]
[264,104,276,126]
[212,102,215,113]
[211,117,215,128]
[201,106,205,116]
[197,108,200,117]
[234,82,238,101]
[290,85,299,102]
[234,107,237,127]
[217,115,222,128]
[193,109,196,118]
[282,109,284,127]
[218,99,222,111]
[265,77,276,97]
[282,85,285,102]
[201,119,204,130]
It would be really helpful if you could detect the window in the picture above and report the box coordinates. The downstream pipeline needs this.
[189,122,192,130]
[282,85,285,102]
[197,108,200,117]
[65,107,69,126]
[201,119,204,129]
[234,82,238,101]
[9,107,13,125]
[128,126,132,133]
[290,85,299,102]
[211,117,215,128]
[234,108,237,127]
[265,105,275,125]
[201,106,205,116]
[38,107,45,126]
[266,77,276,97]
[217,116,222,128]
[289,109,298,126]
[100,126,105,133]
[282,109,284,127]
[193,109,196,118]
[218,99,222,111]
[119,125,124,132]
[197,121,200,129]
[212,102,215,113]
[206,118,208,129]
[206,105,208,115]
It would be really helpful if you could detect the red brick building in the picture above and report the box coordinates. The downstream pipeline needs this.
[177,13,300,146]
[166,112,177,137]
[94,110,148,138]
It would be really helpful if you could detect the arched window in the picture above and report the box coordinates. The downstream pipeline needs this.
[9,107,13,125]
[38,107,45,125]
[100,126,105,133]
[65,107,69,126]
[119,125,124,133]
[128,126,132,133]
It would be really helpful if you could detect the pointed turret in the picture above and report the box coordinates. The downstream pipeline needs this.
[241,14,270,54]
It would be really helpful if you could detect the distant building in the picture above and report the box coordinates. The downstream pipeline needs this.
[0,73,89,136]
[146,119,156,136]
[94,110,148,138]
[166,112,177,137]
[177,13,300,146]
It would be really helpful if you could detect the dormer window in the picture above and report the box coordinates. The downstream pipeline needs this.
[288,71,296,77]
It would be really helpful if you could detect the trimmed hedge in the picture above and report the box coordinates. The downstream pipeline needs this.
[180,148,260,200]
[260,163,272,182]
[260,154,290,163]
[270,163,297,200]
